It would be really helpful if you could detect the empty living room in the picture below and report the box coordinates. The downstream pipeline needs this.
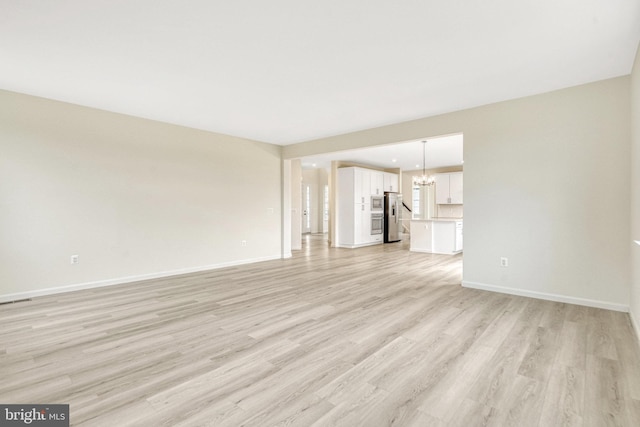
[2,1,640,426]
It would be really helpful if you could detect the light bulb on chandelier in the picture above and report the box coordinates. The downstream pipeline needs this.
[413,140,434,186]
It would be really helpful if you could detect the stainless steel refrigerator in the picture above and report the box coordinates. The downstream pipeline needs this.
[384,192,401,243]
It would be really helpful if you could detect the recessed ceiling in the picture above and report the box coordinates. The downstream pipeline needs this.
[1,1,639,145]
[301,133,463,171]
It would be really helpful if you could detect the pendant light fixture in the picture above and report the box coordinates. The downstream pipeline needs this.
[413,140,434,186]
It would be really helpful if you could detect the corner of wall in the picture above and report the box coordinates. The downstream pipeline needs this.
[630,309,640,345]
[630,40,640,347]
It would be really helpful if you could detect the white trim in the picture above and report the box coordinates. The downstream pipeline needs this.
[282,252,293,259]
[335,242,383,249]
[409,248,433,254]
[410,248,461,255]
[0,254,283,303]
[462,280,629,312]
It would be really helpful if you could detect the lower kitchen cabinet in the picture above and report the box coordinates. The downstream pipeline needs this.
[337,202,383,248]
[410,219,463,254]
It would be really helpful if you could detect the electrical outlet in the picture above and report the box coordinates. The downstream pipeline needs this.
[500,257,509,267]
[70,255,79,265]
[241,240,247,247]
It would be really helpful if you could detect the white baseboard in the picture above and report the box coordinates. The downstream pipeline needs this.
[410,248,461,255]
[462,280,629,312]
[0,254,283,303]
[282,252,293,259]
[335,242,383,249]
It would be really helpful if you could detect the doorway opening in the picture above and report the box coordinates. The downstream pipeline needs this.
[284,132,464,268]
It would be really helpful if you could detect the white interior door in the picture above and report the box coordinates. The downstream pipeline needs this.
[323,185,329,233]
[302,184,311,234]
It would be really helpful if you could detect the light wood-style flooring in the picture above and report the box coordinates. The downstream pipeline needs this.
[1,235,640,426]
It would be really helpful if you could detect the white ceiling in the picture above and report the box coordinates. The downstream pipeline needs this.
[1,1,639,145]
[300,133,463,171]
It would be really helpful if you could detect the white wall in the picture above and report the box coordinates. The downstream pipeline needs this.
[0,90,282,301]
[285,77,631,310]
[631,43,640,332]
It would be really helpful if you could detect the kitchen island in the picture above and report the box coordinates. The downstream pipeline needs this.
[410,218,463,254]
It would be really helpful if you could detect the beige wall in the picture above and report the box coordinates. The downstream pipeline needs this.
[285,77,631,309]
[290,159,302,250]
[0,90,282,300]
[2,73,634,314]
[631,43,640,331]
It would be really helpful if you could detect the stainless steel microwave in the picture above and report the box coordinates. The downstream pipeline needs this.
[371,196,383,212]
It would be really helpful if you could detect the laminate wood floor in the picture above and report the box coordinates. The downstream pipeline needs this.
[2,235,640,426]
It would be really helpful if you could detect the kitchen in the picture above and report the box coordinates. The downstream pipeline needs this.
[300,134,464,255]
[408,169,463,255]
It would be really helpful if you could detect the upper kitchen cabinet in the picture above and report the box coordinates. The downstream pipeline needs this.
[435,172,463,204]
[383,172,399,193]
[337,166,397,199]
[370,171,384,196]
[449,172,463,203]
[358,168,371,202]
[344,166,369,203]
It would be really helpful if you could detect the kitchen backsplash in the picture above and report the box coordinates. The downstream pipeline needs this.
[436,204,463,218]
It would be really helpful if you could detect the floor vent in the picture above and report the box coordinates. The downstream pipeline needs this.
[0,298,32,305]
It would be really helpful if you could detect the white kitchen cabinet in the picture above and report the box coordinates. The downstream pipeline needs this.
[351,167,362,203]
[434,174,449,204]
[342,166,373,204]
[455,221,463,252]
[430,220,463,254]
[410,220,433,253]
[449,173,463,204]
[353,203,367,243]
[410,219,463,254]
[337,167,382,248]
[383,172,399,193]
[435,172,463,204]
[358,168,371,204]
[370,171,384,196]
[361,168,373,201]
[338,201,372,247]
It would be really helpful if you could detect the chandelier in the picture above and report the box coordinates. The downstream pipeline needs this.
[413,140,434,186]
